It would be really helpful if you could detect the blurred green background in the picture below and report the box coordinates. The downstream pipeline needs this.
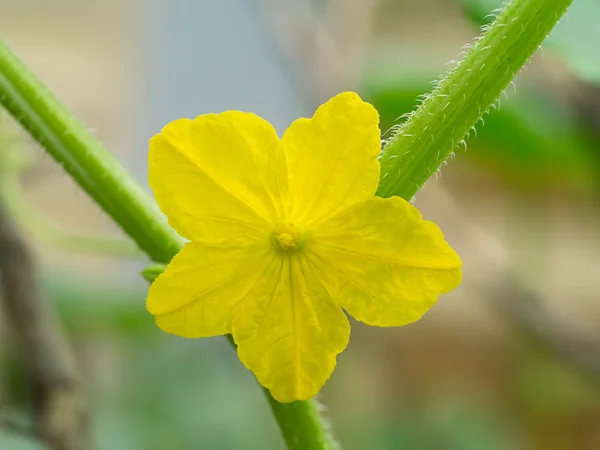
[1,0,600,449]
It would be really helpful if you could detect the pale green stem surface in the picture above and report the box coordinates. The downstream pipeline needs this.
[0,0,572,446]
[377,0,574,200]
[0,41,183,263]
[266,394,338,450]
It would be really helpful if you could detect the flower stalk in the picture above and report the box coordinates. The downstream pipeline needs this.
[377,0,574,201]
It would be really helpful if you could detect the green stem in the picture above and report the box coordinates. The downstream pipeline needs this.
[0,41,182,263]
[377,0,574,200]
[267,394,338,450]
[0,40,335,449]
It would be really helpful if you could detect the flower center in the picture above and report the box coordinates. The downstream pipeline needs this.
[272,222,303,252]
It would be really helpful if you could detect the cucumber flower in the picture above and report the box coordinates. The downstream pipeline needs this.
[146,92,462,402]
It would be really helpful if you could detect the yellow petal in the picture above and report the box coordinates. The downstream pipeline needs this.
[233,256,350,402]
[147,239,274,337]
[281,92,381,226]
[308,196,462,327]
[149,112,287,242]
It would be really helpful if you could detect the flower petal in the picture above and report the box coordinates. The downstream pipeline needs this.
[308,196,462,327]
[233,256,350,402]
[281,92,381,226]
[147,240,274,337]
[149,112,287,241]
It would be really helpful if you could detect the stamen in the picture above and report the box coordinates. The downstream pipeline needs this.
[272,223,303,252]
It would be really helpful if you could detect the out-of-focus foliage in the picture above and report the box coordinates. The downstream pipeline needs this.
[516,344,600,416]
[4,269,597,450]
[0,434,42,450]
[2,271,284,450]
[461,0,600,84]
[362,0,600,192]
[363,76,597,190]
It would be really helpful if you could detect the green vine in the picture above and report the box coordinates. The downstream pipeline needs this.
[378,0,573,200]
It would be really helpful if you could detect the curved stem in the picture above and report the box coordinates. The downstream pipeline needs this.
[0,40,336,449]
[377,0,574,200]
[0,41,183,263]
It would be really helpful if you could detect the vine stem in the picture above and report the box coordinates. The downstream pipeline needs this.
[377,0,574,200]
[0,41,183,263]
[0,0,572,446]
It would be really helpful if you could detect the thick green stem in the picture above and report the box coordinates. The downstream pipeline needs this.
[0,41,335,449]
[0,41,182,263]
[377,0,574,200]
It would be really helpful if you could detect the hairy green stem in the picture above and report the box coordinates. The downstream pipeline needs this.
[0,41,335,449]
[377,0,574,200]
[0,41,182,263]
[267,394,338,450]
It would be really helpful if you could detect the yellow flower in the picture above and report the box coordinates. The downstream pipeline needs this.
[146,92,462,402]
